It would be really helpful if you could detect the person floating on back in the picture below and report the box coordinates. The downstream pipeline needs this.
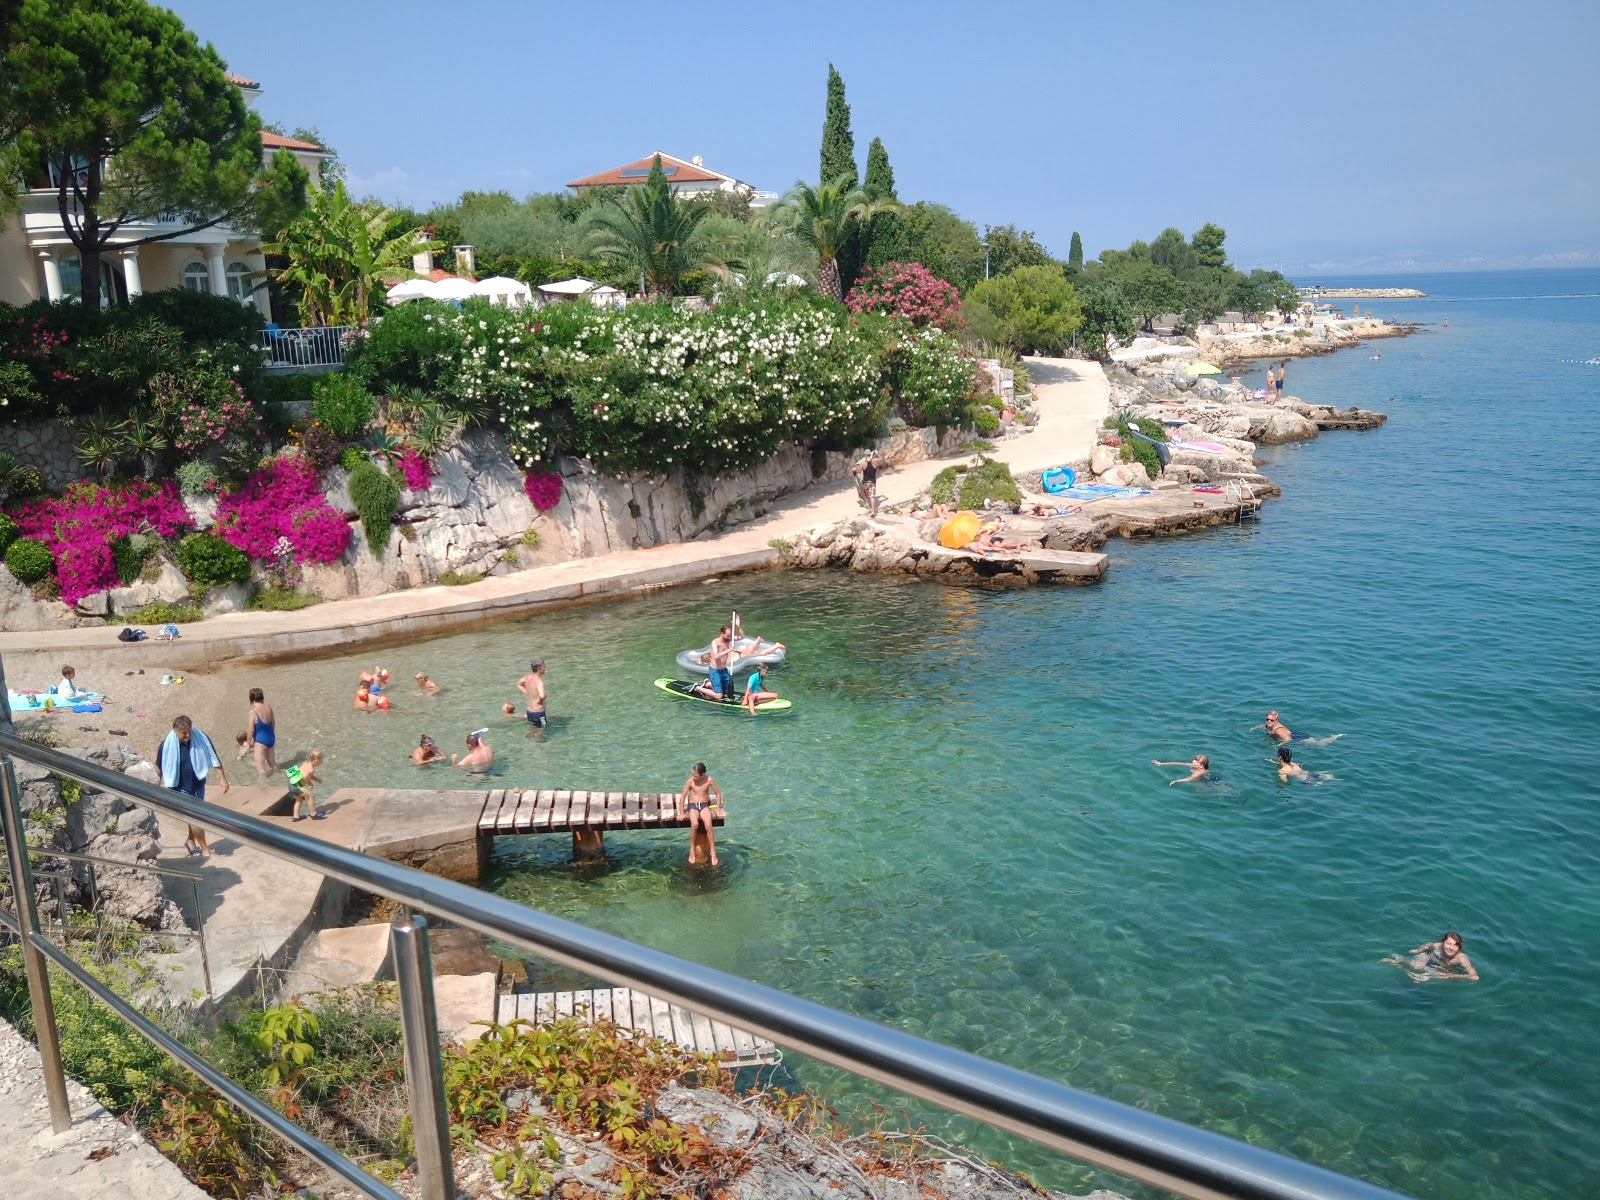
[1258,710,1341,745]
[1153,754,1211,785]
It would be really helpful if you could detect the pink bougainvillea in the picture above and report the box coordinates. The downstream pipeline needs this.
[13,480,194,605]
[213,453,351,565]
[524,467,563,511]
[846,262,965,332]
[398,446,434,492]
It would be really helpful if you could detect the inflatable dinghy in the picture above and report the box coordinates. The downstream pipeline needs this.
[675,637,787,677]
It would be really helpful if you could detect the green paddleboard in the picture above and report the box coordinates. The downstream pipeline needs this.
[654,678,793,714]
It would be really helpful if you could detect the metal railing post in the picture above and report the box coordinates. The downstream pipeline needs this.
[391,913,454,1200]
[0,756,73,1132]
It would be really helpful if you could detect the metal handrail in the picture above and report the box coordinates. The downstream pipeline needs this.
[0,729,1411,1200]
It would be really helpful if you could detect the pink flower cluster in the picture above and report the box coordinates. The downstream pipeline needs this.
[14,480,193,605]
[398,446,434,492]
[524,467,562,511]
[173,389,258,454]
[13,317,68,359]
[846,262,965,332]
[213,454,351,565]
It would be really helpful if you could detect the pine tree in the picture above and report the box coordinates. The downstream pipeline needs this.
[820,64,858,191]
[1068,231,1084,274]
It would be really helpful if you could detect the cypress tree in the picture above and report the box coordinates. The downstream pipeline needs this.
[863,136,896,201]
[1068,231,1084,273]
[820,64,858,190]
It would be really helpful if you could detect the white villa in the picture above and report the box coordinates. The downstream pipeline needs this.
[567,151,778,207]
[0,74,328,320]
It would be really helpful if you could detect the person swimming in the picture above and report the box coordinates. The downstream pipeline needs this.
[1384,931,1479,982]
[1276,746,1333,784]
[1153,754,1211,785]
[1260,710,1341,745]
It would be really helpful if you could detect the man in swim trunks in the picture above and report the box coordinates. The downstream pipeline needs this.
[676,762,724,865]
[451,730,493,772]
[517,659,548,726]
[707,626,736,701]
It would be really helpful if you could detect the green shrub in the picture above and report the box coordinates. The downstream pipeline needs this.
[1108,415,1167,479]
[175,533,251,589]
[929,466,958,506]
[244,586,321,612]
[310,374,375,440]
[438,570,484,586]
[0,513,18,557]
[124,600,204,624]
[110,533,154,585]
[176,460,217,497]
[521,527,541,548]
[956,457,1022,510]
[5,537,54,584]
[0,360,44,416]
[348,460,399,557]
[339,445,368,472]
[247,371,317,407]
[969,405,1001,435]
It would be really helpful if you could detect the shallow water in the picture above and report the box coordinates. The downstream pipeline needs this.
[293,269,1600,1199]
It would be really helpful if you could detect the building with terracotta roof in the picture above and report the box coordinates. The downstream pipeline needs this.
[567,152,778,207]
[0,73,329,320]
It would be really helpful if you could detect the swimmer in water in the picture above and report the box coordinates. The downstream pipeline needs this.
[1259,710,1341,745]
[414,672,441,695]
[1384,931,1478,982]
[451,730,493,772]
[1276,746,1334,784]
[411,735,444,766]
[1153,754,1211,785]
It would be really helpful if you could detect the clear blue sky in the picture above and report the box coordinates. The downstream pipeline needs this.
[167,0,1599,274]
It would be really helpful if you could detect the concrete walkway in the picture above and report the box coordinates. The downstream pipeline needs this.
[0,1017,206,1200]
[0,359,1109,671]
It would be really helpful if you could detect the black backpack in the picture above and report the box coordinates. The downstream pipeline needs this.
[116,627,146,642]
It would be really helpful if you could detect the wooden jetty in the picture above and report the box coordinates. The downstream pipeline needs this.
[496,987,779,1067]
[476,789,722,835]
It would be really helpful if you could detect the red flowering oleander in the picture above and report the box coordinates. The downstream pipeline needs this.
[213,454,351,566]
[523,467,562,511]
[845,262,966,332]
[13,480,194,605]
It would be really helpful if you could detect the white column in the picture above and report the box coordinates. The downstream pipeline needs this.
[253,277,272,322]
[206,243,227,296]
[39,252,63,303]
[121,248,143,297]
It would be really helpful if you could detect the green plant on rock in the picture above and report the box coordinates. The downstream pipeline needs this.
[311,373,375,440]
[244,586,321,612]
[117,410,168,477]
[438,570,484,586]
[929,466,958,506]
[110,533,154,586]
[176,460,217,498]
[175,533,251,589]
[5,537,55,584]
[968,405,1000,436]
[0,452,43,505]
[1108,415,1167,479]
[955,457,1022,510]
[348,460,400,557]
[521,527,541,549]
[338,445,368,472]
[0,513,18,557]
[124,600,204,624]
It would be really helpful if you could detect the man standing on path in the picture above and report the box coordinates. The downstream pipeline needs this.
[676,762,725,866]
[707,626,735,701]
[517,659,548,727]
[157,715,229,858]
[852,449,882,518]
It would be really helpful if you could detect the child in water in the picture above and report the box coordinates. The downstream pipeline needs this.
[1154,754,1211,785]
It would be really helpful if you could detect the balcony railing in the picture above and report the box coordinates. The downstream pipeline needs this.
[0,724,1411,1200]
[259,324,355,370]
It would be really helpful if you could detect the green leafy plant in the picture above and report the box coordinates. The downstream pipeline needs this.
[438,570,484,586]
[520,527,541,548]
[968,405,1001,435]
[348,459,400,556]
[929,466,958,506]
[311,373,375,440]
[768,537,792,553]
[124,600,204,624]
[955,457,1022,510]
[1108,414,1167,479]
[176,459,217,497]
[338,445,368,472]
[5,537,55,584]
[244,586,321,612]
[110,533,154,585]
[0,513,18,557]
[175,533,251,589]
[147,1084,267,1199]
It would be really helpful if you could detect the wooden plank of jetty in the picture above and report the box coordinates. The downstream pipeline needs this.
[476,790,722,836]
[531,789,554,830]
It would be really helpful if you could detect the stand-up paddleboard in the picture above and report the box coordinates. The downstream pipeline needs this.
[653,678,793,714]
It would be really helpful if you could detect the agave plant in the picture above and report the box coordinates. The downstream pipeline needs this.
[76,432,122,479]
[118,409,169,477]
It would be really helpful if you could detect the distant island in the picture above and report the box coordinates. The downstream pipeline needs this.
[1299,286,1427,298]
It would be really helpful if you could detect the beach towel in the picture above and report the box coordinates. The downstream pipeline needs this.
[1052,484,1151,501]
[157,728,221,787]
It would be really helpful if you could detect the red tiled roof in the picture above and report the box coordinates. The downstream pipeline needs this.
[261,131,324,152]
[226,73,260,89]
[568,152,728,189]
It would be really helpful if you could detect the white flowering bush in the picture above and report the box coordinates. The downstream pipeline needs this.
[348,296,976,477]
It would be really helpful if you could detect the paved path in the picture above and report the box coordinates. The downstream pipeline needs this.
[0,359,1108,670]
[0,1017,207,1200]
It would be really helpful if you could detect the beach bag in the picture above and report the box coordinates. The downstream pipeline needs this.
[116,627,146,642]
[155,623,180,641]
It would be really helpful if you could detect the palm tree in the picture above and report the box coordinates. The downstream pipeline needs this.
[587,156,722,298]
[778,176,891,302]
[264,182,440,325]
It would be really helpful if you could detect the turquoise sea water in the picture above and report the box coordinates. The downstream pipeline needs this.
[295,269,1600,1199]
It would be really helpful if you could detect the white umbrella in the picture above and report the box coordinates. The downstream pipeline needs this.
[427,277,477,301]
[385,278,432,303]
[537,276,598,296]
[474,275,533,301]
[766,271,809,288]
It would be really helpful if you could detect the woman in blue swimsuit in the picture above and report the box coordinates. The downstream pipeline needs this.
[245,687,277,776]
